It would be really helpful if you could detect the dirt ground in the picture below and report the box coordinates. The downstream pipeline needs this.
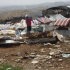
[0,41,70,70]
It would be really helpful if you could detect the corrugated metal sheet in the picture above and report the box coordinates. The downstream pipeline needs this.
[54,18,70,26]
[55,30,70,36]
[50,14,66,21]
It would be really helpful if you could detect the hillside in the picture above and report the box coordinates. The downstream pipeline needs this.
[0,1,70,20]
[0,1,70,13]
[0,10,29,20]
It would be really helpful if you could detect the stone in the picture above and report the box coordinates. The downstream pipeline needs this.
[31,60,39,64]
[58,59,63,62]
[3,59,6,61]
[17,52,20,56]
[23,55,36,59]
[29,55,36,58]
[40,49,45,52]
[0,59,4,64]
[35,65,38,69]
[54,45,60,48]
[18,56,23,59]
[44,43,52,46]
[44,43,48,46]
[11,54,18,56]
[12,59,14,61]
[0,59,3,62]
[58,67,63,69]
[14,59,21,63]
[40,57,45,60]
[5,54,8,57]
[23,61,26,63]
[57,42,60,44]
[15,59,19,62]
[25,52,29,54]
[48,56,52,59]
[47,43,52,46]
[66,65,68,67]
[38,67,41,69]
[49,52,55,55]
[55,55,61,58]
[52,67,54,68]
[12,65,15,67]
[52,59,55,61]
[55,52,60,55]
[36,55,41,57]
[42,59,47,62]
[48,64,53,67]
[30,53,35,55]
[34,57,39,60]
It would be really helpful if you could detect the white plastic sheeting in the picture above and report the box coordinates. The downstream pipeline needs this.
[67,6,70,8]
[33,19,39,25]
[20,19,27,27]
[10,19,39,29]
[0,30,15,35]
[21,28,27,36]
[0,24,10,30]
[10,19,27,29]
[10,23,26,29]
[40,24,58,32]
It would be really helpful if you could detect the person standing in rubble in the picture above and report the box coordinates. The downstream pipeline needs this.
[25,14,33,36]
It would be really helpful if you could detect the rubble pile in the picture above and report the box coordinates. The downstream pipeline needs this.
[0,41,70,70]
[0,14,70,70]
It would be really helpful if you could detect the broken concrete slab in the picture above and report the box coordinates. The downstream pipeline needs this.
[25,37,56,44]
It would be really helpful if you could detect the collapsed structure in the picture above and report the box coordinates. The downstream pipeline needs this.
[0,6,70,44]
[54,18,70,42]
[42,6,70,18]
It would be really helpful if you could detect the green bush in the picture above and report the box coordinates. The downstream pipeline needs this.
[0,63,23,70]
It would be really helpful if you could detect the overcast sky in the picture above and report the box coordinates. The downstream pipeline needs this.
[0,0,70,6]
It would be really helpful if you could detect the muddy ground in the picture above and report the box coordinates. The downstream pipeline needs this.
[0,41,70,70]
